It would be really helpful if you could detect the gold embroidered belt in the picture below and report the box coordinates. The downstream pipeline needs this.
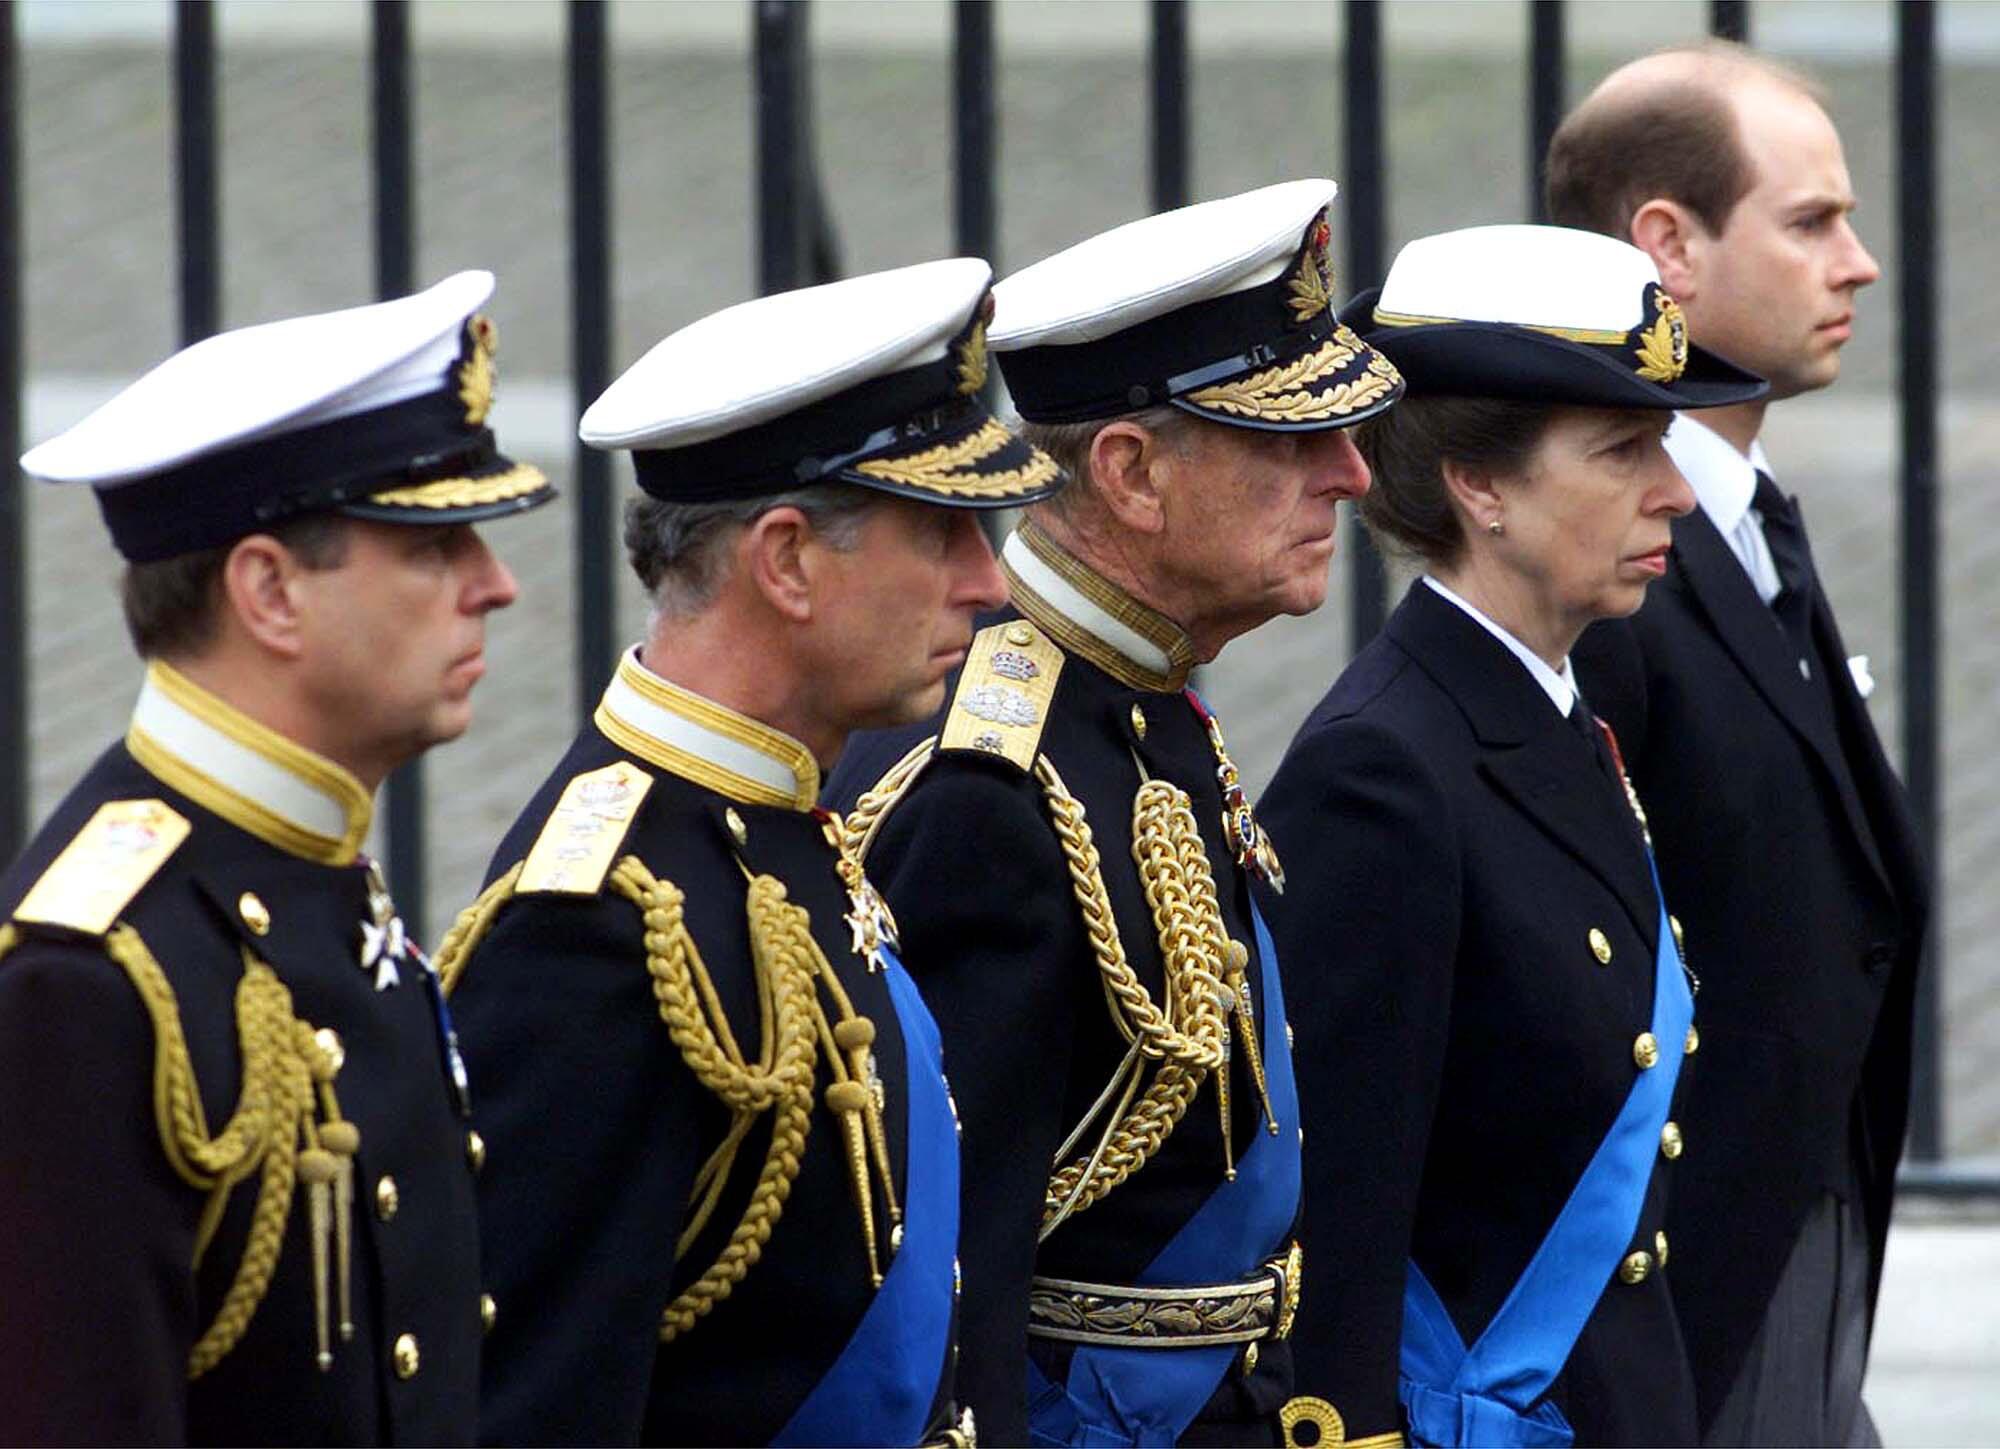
[1026,1241,1302,1348]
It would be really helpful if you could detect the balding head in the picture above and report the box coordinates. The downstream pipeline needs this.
[1546,40,1825,242]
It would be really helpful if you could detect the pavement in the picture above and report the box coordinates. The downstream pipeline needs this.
[1868,1202,2000,1446]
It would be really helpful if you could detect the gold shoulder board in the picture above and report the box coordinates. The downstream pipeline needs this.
[938,620,1064,772]
[13,800,191,937]
[517,761,654,896]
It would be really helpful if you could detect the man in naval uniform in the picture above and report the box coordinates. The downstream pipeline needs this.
[0,272,553,1444]
[1548,42,1926,1446]
[827,181,1403,1447]
[435,259,1064,1446]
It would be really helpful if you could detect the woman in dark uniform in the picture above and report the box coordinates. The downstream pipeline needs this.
[1261,225,1766,1449]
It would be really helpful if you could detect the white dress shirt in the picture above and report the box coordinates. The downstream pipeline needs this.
[1422,574,1579,718]
[1664,413,1783,605]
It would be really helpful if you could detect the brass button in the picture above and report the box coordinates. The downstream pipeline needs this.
[1632,1032,1660,1070]
[723,807,748,847]
[1685,1024,1700,1056]
[1618,1250,1653,1285]
[1286,1022,1296,1051]
[465,1130,486,1173]
[1130,703,1148,739]
[1669,914,1685,953]
[375,1175,400,1221]
[480,1293,497,1334]
[1660,1121,1683,1160]
[1588,927,1612,964]
[1005,624,1033,647]
[392,1331,420,1379]
[1655,1230,1670,1268]
[237,891,271,935]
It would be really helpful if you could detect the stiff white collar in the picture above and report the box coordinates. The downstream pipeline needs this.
[1423,575,1579,718]
[1000,521,1197,693]
[1665,412,1775,537]
[595,649,820,811]
[125,660,372,864]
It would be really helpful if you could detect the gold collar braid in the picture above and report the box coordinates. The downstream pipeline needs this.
[1003,522,1197,693]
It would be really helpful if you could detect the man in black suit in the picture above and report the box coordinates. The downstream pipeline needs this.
[1549,42,1926,1446]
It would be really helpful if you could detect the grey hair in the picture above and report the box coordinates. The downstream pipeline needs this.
[1018,406,1191,524]
[622,482,880,620]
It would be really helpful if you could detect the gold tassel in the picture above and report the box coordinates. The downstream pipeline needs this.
[1217,1008,1236,1180]
[297,1142,339,1371]
[826,1080,883,1286]
[835,1017,901,1227]
[1226,941,1279,1134]
[319,1119,361,1340]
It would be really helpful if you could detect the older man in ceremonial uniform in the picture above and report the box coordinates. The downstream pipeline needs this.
[435,259,1062,1445]
[828,181,1402,1447]
[1549,42,1926,1446]
[0,272,551,1444]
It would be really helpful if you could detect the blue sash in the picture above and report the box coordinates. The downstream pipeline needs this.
[775,948,961,1447]
[1397,861,1693,1448]
[1027,902,1303,1447]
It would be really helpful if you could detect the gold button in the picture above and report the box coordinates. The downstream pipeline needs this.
[1005,624,1033,647]
[237,891,271,935]
[1588,927,1611,964]
[465,1130,486,1173]
[375,1175,399,1221]
[724,807,748,847]
[1655,1230,1670,1268]
[1660,1121,1683,1160]
[1130,704,1148,739]
[1618,1250,1653,1285]
[1286,1022,1296,1051]
[392,1331,420,1379]
[1632,1032,1660,1069]
[313,1027,345,1076]
[1685,1024,1700,1056]
[1669,914,1685,952]
[480,1293,497,1334]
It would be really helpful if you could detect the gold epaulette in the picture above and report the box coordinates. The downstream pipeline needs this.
[516,760,653,896]
[11,799,190,937]
[938,620,1064,771]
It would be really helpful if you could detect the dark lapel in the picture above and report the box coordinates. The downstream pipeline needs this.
[1667,507,1890,891]
[1388,585,1660,950]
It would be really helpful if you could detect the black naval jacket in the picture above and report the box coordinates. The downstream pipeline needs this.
[1571,496,1927,1425]
[0,663,482,1446]
[446,651,958,1447]
[1258,582,1699,1447]
[827,525,1299,1448]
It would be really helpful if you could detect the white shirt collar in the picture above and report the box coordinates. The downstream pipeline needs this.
[125,660,373,864]
[594,649,820,810]
[1665,412,1775,535]
[1422,575,1579,718]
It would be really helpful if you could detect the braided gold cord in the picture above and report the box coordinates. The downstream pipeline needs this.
[433,864,525,996]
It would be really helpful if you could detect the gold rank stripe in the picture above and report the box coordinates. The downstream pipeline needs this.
[938,620,1065,771]
[13,799,192,937]
[517,760,654,896]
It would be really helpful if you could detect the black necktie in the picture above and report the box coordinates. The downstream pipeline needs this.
[1568,697,1619,788]
[1752,470,1817,652]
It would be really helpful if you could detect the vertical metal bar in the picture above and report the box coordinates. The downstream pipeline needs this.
[371,0,426,941]
[1528,0,1564,223]
[1343,0,1388,650]
[953,0,995,263]
[174,0,219,345]
[754,0,806,295]
[0,2,23,864]
[1896,0,1941,1162]
[569,1,615,717]
[1709,0,1750,43]
[1150,0,1189,212]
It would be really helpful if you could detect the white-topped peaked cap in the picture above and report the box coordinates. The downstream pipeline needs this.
[1352,224,1768,410]
[988,179,1403,432]
[22,270,553,562]
[583,257,1064,510]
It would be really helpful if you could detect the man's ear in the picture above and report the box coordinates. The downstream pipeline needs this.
[1630,198,1701,302]
[1086,419,1172,535]
[219,534,311,659]
[1439,456,1507,542]
[740,505,816,623]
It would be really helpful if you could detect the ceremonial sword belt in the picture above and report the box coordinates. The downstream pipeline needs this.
[1026,1241,1302,1348]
